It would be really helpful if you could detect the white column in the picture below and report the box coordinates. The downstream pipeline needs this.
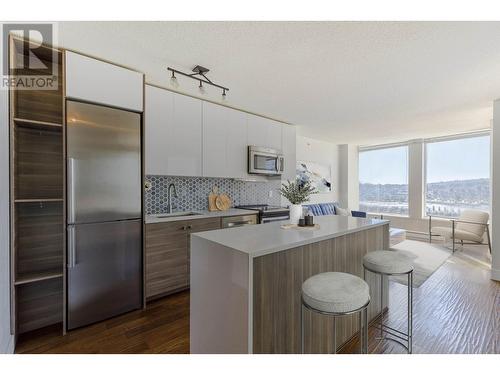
[408,140,424,220]
[491,100,500,281]
[338,144,359,210]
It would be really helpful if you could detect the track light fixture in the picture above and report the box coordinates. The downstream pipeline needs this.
[167,65,229,99]
[170,70,179,88]
[198,80,205,94]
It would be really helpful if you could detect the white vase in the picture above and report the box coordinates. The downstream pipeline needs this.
[289,204,303,224]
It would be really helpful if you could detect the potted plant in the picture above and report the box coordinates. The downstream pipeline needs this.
[279,178,317,224]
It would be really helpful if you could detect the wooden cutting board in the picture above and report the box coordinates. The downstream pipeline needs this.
[215,193,232,211]
[208,186,219,211]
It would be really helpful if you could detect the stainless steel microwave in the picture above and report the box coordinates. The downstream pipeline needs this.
[248,146,284,176]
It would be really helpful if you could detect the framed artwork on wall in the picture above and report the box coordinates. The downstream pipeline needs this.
[296,161,332,193]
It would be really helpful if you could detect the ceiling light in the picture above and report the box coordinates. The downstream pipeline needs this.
[198,80,205,94]
[167,66,229,98]
[170,70,179,88]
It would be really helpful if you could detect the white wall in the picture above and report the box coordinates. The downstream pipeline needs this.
[491,100,500,281]
[338,144,359,210]
[0,85,14,352]
[294,136,339,205]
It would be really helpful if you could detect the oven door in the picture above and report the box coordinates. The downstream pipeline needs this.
[248,147,283,176]
[261,210,290,224]
[261,215,290,224]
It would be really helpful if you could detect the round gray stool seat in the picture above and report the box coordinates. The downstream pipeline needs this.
[363,250,413,275]
[302,272,370,314]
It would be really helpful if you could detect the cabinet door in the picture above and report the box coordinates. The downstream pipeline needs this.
[145,221,189,299]
[247,114,282,151]
[145,85,173,175]
[281,125,297,181]
[65,51,143,112]
[187,218,221,285]
[202,102,226,178]
[203,102,247,178]
[267,120,283,151]
[168,93,203,176]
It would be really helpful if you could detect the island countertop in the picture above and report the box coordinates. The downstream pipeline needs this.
[192,215,389,258]
[190,215,390,353]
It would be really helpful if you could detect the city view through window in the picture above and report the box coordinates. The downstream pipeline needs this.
[425,135,490,218]
[358,135,491,218]
[359,145,409,216]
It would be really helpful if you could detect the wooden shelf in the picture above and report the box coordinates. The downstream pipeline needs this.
[15,201,63,286]
[16,278,63,334]
[14,118,63,132]
[9,36,65,336]
[14,126,63,200]
[15,272,63,286]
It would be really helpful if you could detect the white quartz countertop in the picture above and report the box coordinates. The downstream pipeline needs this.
[192,215,389,257]
[145,208,258,224]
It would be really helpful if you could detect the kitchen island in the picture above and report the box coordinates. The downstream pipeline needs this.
[190,215,390,354]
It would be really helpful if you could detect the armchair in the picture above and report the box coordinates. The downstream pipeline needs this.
[429,210,491,253]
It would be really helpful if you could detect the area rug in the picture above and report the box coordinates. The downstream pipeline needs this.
[389,240,451,288]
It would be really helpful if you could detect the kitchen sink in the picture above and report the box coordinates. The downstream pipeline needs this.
[155,211,202,218]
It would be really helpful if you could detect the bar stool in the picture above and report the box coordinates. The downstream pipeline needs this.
[301,272,370,354]
[363,250,414,353]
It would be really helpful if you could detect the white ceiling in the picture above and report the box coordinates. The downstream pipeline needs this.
[57,21,500,145]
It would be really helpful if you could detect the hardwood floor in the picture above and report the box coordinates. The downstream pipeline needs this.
[15,243,499,354]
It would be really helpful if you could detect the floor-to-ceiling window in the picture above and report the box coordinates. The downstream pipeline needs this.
[359,144,409,216]
[425,133,490,218]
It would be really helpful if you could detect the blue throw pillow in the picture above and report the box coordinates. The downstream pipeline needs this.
[319,203,336,216]
[304,204,323,216]
[351,210,367,218]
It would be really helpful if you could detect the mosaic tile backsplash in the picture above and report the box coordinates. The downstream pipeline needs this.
[145,175,283,215]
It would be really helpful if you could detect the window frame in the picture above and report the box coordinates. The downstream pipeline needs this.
[358,142,410,217]
[423,131,491,219]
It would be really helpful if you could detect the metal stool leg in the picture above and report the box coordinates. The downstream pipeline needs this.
[379,273,384,338]
[364,307,369,353]
[359,307,368,353]
[358,309,363,353]
[301,302,304,354]
[408,271,413,354]
[333,317,336,354]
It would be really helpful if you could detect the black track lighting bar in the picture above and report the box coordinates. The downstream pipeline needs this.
[167,67,229,93]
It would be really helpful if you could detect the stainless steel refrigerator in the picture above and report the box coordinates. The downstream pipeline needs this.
[66,100,142,330]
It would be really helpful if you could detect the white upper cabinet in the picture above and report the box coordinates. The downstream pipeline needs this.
[145,85,202,176]
[247,114,283,151]
[145,85,173,175]
[202,102,247,179]
[145,83,292,180]
[281,125,297,181]
[65,51,143,112]
[172,94,203,176]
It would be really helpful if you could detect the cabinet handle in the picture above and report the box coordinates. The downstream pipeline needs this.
[181,225,187,231]
[68,158,76,224]
[68,226,76,268]
[187,225,192,230]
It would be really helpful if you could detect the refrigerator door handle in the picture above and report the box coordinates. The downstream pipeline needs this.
[68,158,76,224]
[68,226,76,268]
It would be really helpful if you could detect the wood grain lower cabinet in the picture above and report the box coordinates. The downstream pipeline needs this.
[145,217,221,300]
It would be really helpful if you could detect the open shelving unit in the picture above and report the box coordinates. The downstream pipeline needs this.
[9,35,66,335]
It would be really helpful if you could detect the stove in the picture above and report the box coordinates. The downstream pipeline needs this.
[235,204,290,224]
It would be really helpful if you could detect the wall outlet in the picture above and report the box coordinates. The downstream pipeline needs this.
[268,190,273,198]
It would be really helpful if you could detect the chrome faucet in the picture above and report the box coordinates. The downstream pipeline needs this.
[167,183,178,214]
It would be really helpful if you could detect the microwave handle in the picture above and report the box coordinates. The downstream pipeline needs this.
[279,157,284,172]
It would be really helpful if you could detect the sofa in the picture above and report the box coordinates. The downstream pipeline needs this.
[304,203,367,218]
